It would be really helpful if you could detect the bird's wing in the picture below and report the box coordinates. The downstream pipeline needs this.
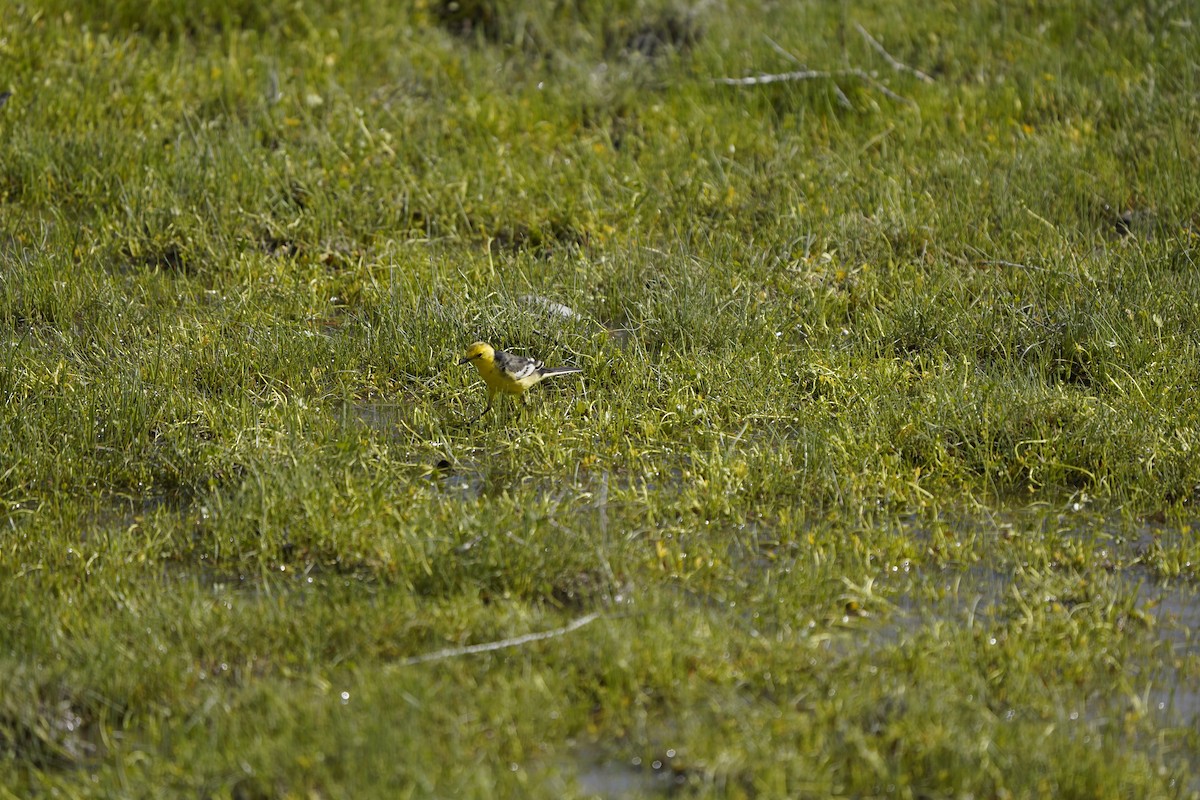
[493,350,542,382]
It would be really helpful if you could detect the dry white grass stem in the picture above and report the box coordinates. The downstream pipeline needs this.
[396,611,602,666]
[855,23,935,84]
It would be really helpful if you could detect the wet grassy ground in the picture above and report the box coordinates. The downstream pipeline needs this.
[3,0,1200,796]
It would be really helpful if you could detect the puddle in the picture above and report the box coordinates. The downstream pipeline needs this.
[433,458,485,499]
[2,663,107,773]
[342,401,416,439]
[68,491,188,544]
[159,558,336,601]
[1135,580,1200,724]
[341,401,486,495]
[880,561,1011,640]
[864,511,1200,787]
[718,507,1200,774]
[572,747,687,798]
[426,461,681,507]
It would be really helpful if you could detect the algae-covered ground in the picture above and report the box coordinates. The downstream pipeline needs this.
[2,0,1200,796]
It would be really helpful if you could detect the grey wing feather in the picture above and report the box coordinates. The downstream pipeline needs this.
[494,349,541,381]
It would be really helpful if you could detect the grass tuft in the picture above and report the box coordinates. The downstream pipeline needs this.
[3,0,1200,795]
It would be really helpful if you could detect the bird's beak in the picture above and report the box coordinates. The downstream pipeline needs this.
[457,356,470,365]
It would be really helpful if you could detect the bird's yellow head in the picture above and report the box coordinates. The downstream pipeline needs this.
[458,341,494,366]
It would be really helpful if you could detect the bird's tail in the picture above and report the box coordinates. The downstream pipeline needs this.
[540,366,582,377]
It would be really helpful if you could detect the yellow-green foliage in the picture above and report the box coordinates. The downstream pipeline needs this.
[3,1,1200,796]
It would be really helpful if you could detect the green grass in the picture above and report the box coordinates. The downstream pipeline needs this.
[3,0,1200,796]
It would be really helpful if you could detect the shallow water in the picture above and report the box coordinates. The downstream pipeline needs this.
[572,746,686,799]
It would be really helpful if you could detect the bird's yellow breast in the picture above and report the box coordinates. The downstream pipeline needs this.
[475,356,536,395]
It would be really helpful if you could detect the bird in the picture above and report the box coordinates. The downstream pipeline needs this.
[458,341,581,419]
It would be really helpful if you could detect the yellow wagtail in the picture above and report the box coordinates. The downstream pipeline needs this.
[458,341,581,418]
